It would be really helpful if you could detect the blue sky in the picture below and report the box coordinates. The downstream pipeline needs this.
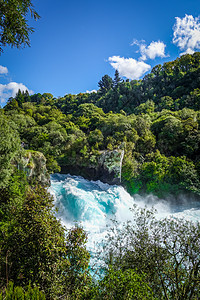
[1,0,200,103]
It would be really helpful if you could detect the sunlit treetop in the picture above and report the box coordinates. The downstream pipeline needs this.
[0,0,40,53]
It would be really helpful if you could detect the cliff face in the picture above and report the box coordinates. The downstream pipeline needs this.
[17,150,50,186]
[16,149,124,187]
[98,149,124,184]
[60,149,124,185]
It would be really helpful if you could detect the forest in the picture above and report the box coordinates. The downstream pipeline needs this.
[3,52,200,197]
[1,52,200,299]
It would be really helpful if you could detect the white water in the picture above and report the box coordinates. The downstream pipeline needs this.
[49,173,200,253]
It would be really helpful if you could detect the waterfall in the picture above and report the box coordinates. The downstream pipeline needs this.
[49,173,200,253]
[119,150,124,183]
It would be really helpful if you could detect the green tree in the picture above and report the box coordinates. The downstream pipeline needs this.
[113,69,122,87]
[0,185,65,294]
[4,97,19,111]
[95,268,155,299]
[98,75,113,94]
[0,182,91,299]
[64,224,91,299]
[157,96,175,111]
[88,129,104,147]
[0,282,45,300]
[135,150,200,196]
[100,206,200,299]
[181,88,200,110]
[135,100,155,114]
[0,115,21,188]
[15,89,25,107]
[5,111,36,136]
[0,0,40,53]
[152,112,200,159]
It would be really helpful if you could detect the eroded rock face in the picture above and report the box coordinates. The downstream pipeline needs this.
[98,149,124,184]
[17,150,50,186]
[16,149,124,187]
[61,149,124,185]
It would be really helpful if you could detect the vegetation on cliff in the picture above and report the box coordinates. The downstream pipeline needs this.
[1,52,200,298]
[2,52,200,197]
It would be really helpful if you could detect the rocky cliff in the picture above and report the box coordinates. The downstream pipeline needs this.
[60,149,124,185]
[17,150,50,186]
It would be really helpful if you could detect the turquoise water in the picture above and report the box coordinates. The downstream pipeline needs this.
[49,173,200,252]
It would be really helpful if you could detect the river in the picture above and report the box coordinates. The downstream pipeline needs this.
[49,173,200,254]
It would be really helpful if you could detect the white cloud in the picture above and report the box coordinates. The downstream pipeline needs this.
[0,65,8,74]
[86,89,97,93]
[108,56,151,80]
[132,40,167,61]
[173,14,200,55]
[0,82,33,103]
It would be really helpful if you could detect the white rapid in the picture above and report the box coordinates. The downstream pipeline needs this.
[49,173,200,253]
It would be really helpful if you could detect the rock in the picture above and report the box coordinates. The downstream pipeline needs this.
[61,149,124,185]
[17,150,50,186]
[98,149,124,184]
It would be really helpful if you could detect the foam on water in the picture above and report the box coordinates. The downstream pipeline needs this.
[49,173,200,252]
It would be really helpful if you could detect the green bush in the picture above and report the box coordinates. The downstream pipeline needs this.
[0,282,45,300]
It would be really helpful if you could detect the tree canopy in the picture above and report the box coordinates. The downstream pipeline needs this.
[3,52,200,197]
[0,0,40,53]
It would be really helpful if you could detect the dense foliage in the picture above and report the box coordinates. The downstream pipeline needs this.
[3,53,200,197]
[0,0,40,53]
[0,282,45,299]
[0,114,21,188]
[97,206,200,299]
[0,170,92,299]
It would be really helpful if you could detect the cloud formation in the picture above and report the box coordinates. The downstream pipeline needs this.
[0,82,33,103]
[173,14,200,55]
[108,56,151,80]
[0,65,8,74]
[86,89,97,94]
[134,40,167,61]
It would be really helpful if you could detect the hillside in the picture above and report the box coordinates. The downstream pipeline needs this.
[1,52,200,197]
